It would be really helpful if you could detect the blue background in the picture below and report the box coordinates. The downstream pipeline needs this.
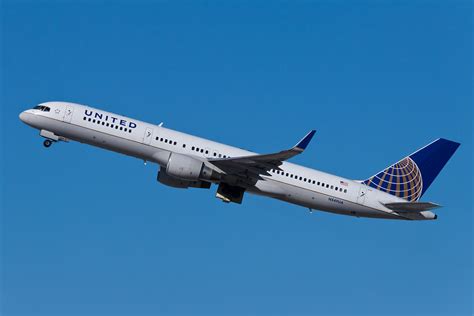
[1,1,472,315]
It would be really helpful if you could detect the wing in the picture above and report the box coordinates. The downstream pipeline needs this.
[208,130,316,178]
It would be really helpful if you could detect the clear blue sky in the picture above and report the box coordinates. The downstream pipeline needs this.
[1,1,472,315]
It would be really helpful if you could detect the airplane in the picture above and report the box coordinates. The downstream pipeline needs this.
[19,101,460,220]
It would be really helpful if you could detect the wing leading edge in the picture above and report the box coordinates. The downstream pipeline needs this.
[208,130,316,177]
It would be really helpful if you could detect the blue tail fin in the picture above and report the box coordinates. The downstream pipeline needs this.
[363,138,460,201]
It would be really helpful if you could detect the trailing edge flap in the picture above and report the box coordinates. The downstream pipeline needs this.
[382,202,441,212]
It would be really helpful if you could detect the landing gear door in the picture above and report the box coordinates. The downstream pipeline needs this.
[357,185,367,205]
[143,127,153,145]
[63,106,74,123]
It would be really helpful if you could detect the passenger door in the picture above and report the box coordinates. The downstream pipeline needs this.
[63,105,74,123]
[143,127,153,145]
[357,186,367,205]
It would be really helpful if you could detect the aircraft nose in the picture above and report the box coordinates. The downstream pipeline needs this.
[19,111,27,123]
[19,110,33,125]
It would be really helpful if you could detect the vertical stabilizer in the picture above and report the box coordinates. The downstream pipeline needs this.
[363,138,460,201]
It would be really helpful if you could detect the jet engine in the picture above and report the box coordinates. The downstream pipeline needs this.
[158,168,211,189]
[165,152,220,181]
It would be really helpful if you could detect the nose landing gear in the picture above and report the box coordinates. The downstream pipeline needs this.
[43,139,53,148]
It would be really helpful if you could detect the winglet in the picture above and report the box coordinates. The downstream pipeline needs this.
[294,130,316,151]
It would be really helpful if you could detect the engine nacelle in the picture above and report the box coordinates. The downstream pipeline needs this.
[158,168,211,189]
[166,153,219,181]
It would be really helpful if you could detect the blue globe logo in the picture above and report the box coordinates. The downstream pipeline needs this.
[364,157,423,201]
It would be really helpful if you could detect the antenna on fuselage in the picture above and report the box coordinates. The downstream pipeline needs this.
[158,122,163,127]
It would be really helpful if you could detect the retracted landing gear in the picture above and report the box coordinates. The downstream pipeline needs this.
[43,139,53,148]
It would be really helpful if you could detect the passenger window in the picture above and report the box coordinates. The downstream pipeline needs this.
[183,144,186,148]
[205,150,209,154]
[344,189,347,193]
[83,117,86,120]
[120,127,123,130]
[115,125,118,129]
[93,119,96,123]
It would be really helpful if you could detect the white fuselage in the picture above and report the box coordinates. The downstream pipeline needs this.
[19,101,436,220]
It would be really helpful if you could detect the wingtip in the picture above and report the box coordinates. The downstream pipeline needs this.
[295,130,316,150]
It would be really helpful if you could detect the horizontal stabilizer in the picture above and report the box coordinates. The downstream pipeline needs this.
[383,202,441,212]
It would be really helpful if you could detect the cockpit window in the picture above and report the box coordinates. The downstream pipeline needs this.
[33,105,51,112]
